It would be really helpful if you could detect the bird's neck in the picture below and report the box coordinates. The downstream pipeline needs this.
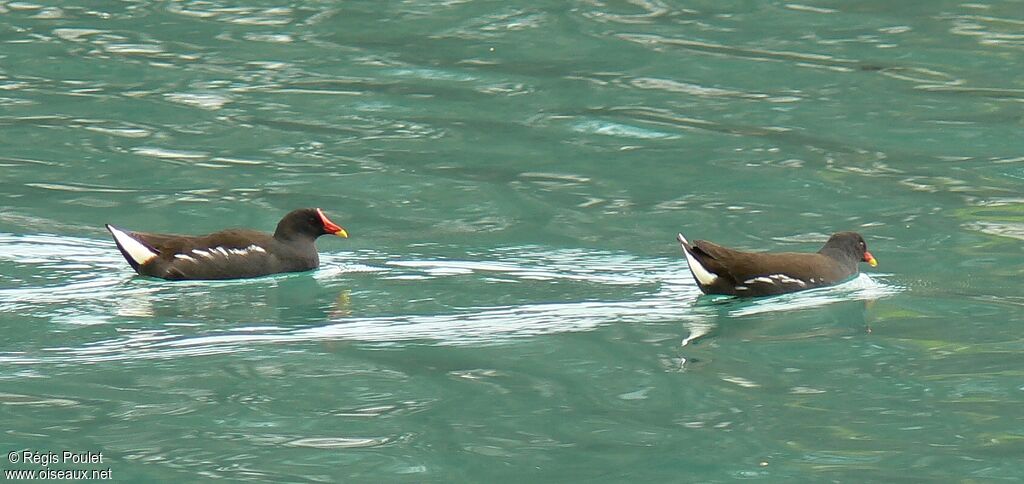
[819,247,858,268]
[273,230,317,245]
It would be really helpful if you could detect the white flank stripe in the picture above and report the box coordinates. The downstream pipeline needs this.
[678,233,718,286]
[226,245,263,256]
[191,245,266,259]
[192,249,215,259]
[107,225,157,265]
[174,254,197,262]
[769,273,807,287]
[745,274,808,287]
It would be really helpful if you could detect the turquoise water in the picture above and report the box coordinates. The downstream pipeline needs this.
[2,1,1023,481]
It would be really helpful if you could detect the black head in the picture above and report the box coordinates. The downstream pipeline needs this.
[274,208,349,241]
[820,231,877,267]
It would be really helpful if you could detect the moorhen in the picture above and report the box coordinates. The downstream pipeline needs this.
[677,231,877,297]
[106,208,348,280]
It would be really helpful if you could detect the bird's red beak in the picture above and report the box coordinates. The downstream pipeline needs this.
[317,208,348,238]
[863,250,877,267]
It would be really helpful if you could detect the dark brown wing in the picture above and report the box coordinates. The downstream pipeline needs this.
[133,229,287,280]
[687,239,749,286]
[723,252,852,295]
[727,253,843,283]
[134,229,273,255]
[691,239,742,262]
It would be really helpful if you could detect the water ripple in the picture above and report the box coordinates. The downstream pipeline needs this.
[0,232,900,366]
[948,14,1024,48]
[617,33,857,68]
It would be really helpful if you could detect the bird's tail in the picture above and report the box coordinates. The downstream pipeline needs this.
[106,224,158,271]
[676,232,719,286]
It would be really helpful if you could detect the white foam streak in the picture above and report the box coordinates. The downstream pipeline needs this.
[729,273,899,317]
[0,233,901,364]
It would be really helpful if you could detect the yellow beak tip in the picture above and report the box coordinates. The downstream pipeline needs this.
[335,229,349,238]
[868,259,878,267]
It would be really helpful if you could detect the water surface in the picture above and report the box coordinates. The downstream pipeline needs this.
[1,1,1022,481]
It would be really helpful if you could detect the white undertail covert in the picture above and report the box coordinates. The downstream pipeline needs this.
[677,233,719,286]
[106,225,157,266]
